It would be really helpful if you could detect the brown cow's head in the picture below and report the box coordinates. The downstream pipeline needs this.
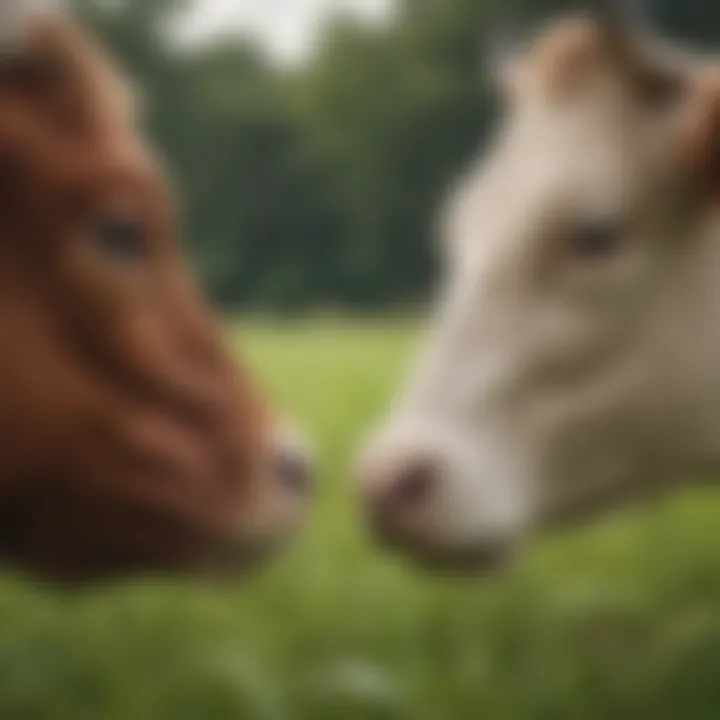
[0,7,313,583]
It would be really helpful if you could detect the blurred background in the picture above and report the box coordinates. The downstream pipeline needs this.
[5,1,720,718]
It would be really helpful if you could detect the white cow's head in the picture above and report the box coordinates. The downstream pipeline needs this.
[359,2,720,571]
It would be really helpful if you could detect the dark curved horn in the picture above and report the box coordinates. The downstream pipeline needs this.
[592,0,649,70]
[591,0,685,105]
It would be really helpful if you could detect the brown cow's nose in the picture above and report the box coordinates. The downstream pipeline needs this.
[272,424,316,498]
[274,446,315,497]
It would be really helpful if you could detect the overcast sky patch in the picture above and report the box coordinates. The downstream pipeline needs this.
[177,0,395,62]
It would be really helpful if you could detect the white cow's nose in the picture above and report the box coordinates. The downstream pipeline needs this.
[357,429,520,572]
[359,447,440,530]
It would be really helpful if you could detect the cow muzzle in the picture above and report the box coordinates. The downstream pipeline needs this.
[357,421,531,574]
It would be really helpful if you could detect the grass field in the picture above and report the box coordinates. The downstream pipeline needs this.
[2,321,720,719]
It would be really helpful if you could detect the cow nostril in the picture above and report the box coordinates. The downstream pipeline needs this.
[388,460,436,510]
[362,455,439,522]
[274,449,314,497]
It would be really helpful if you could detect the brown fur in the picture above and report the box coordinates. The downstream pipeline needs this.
[682,75,720,197]
[0,17,273,582]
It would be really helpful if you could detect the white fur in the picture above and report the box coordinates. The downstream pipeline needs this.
[361,21,720,561]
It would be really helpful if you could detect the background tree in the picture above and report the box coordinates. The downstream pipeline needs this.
[72,0,720,311]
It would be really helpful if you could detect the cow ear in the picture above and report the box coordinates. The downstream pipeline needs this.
[592,0,687,108]
[0,0,65,53]
[684,81,720,198]
[0,11,139,139]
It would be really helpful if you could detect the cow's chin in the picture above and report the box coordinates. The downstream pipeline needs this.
[47,532,298,588]
[14,503,307,588]
[392,540,513,577]
[370,521,515,577]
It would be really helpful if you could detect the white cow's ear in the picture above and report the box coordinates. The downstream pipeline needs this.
[0,0,66,53]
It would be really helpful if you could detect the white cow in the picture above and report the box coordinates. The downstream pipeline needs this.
[359,2,720,571]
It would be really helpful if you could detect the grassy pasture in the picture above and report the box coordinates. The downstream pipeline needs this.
[1,321,720,719]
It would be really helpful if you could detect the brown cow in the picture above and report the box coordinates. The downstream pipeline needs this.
[0,6,313,583]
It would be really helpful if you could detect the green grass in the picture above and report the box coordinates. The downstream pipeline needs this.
[2,320,720,719]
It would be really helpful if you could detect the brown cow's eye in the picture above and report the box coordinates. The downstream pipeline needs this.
[570,220,624,260]
[93,215,147,265]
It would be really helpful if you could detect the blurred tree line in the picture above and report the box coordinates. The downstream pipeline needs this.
[73,0,720,311]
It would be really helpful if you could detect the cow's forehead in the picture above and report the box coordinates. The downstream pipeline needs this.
[443,106,646,263]
[0,13,154,207]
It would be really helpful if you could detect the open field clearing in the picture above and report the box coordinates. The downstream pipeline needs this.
[0,322,719,719]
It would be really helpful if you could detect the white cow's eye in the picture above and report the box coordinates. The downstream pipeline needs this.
[570,220,625,260]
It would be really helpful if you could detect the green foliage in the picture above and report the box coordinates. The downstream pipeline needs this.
[71,0,497,309]
[1,322,720,718]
